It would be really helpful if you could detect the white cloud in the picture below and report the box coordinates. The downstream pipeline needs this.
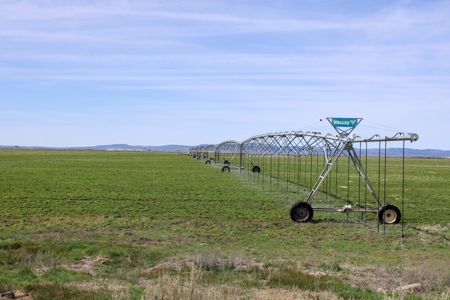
[0,0,449,149]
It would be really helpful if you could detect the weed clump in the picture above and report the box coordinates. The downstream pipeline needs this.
[267,267,383,299]
[25,283,110,300]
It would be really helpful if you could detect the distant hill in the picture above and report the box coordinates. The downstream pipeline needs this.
[371,148,450,157]
[0,144,193,152]
[1,144,450,157]
[68,144,194,152]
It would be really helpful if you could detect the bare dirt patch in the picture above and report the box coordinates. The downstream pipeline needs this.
[331,262,450,297]
[61,256,109,276]
[1,290,32,300]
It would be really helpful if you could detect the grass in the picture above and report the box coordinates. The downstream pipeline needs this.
[238,153,450,225]
[0,149,449,299]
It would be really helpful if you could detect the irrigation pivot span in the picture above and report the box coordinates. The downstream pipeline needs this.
[189,118,419,225]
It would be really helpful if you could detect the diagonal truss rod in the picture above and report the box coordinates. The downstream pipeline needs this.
[345,145,381,207]
[306,139,350,204]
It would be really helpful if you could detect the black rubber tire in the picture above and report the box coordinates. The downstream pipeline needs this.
[290,202,314,223]
[221,166,231,173]
[378,204,401,224]
[224,160,230,165]
[252,166,261,173]
[210,158,215,161]
[205,160,211,164]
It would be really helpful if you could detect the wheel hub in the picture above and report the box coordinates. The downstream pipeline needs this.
[295,207,309,220]
[383,209,397,224]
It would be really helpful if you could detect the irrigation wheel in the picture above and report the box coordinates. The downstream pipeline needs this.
[252,166,261,173]
[377,204,401,224]
[205,160,211,164]
[290,202,314,223]
[221,166,231,173]
[224,160,230,165]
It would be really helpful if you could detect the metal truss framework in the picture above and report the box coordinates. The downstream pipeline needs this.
[242,131,418,204]
[214,140,241,166]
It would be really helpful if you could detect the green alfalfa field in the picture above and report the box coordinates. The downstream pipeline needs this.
[0,149,449,300]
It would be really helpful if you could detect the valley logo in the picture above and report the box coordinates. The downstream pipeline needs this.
[331,118,358,128]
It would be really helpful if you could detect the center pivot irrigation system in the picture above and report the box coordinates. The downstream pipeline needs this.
[189,118,419,225]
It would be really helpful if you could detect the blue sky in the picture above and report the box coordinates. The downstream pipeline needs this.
[1,0,449,149]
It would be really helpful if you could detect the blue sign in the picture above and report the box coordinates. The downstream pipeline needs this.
[331,118,359,128]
